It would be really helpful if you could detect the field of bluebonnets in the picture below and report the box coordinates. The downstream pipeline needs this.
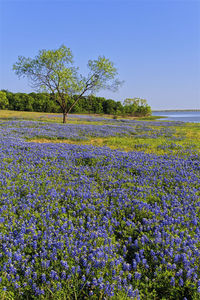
[0,112,200,299]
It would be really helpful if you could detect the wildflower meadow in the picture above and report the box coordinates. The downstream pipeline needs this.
[0,113,200,299]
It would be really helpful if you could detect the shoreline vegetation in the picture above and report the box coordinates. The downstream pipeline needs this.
[0,91,152,122]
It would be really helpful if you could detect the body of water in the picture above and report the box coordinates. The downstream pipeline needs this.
[152,110,200,123]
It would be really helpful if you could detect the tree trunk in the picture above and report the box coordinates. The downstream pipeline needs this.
[63,112,67,123]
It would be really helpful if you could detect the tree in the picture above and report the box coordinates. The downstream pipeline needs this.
[89,96,104,114]
[13,45,122,123]
[2,90,15,110]
[123,97,151,116]
[0,91,9,109]
[12,93,34,111]
[103,99,117,114]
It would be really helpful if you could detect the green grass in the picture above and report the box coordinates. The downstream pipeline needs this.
[27,124,200,156]
[28,133,200,155]
[1,109,199,155]
[0,109,163,123]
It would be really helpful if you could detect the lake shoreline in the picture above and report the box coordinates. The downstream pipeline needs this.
[152,110,200,123]
[152,109,200,112]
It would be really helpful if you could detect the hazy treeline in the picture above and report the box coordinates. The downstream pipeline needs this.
[0,90,151,116]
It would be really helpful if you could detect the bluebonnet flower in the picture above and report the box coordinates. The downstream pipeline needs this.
[135,272,142,280]
[41,274,46,282]
[32,272,37,280]
[61,260,69,269]
[50,270,58,280]
[179,278,184,287]
[170,277,175,286]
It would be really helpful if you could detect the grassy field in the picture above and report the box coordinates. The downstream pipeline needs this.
[0,109,162,123]
[0,110,200,300]
[1,109,199,155]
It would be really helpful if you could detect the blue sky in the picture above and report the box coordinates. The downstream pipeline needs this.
[0,0,199,109]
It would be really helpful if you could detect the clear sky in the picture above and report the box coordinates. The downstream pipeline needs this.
[0,0,199,110]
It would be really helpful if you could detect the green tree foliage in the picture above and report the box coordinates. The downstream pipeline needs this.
[13,45,122,123]
[0,91,9,109]
[30,93,61,113]
[1,90,152,117]
[123,97,151,116]
[12,93,34,111]
[102,99,120,115]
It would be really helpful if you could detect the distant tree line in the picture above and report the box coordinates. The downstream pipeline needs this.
[0,90,151,116]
